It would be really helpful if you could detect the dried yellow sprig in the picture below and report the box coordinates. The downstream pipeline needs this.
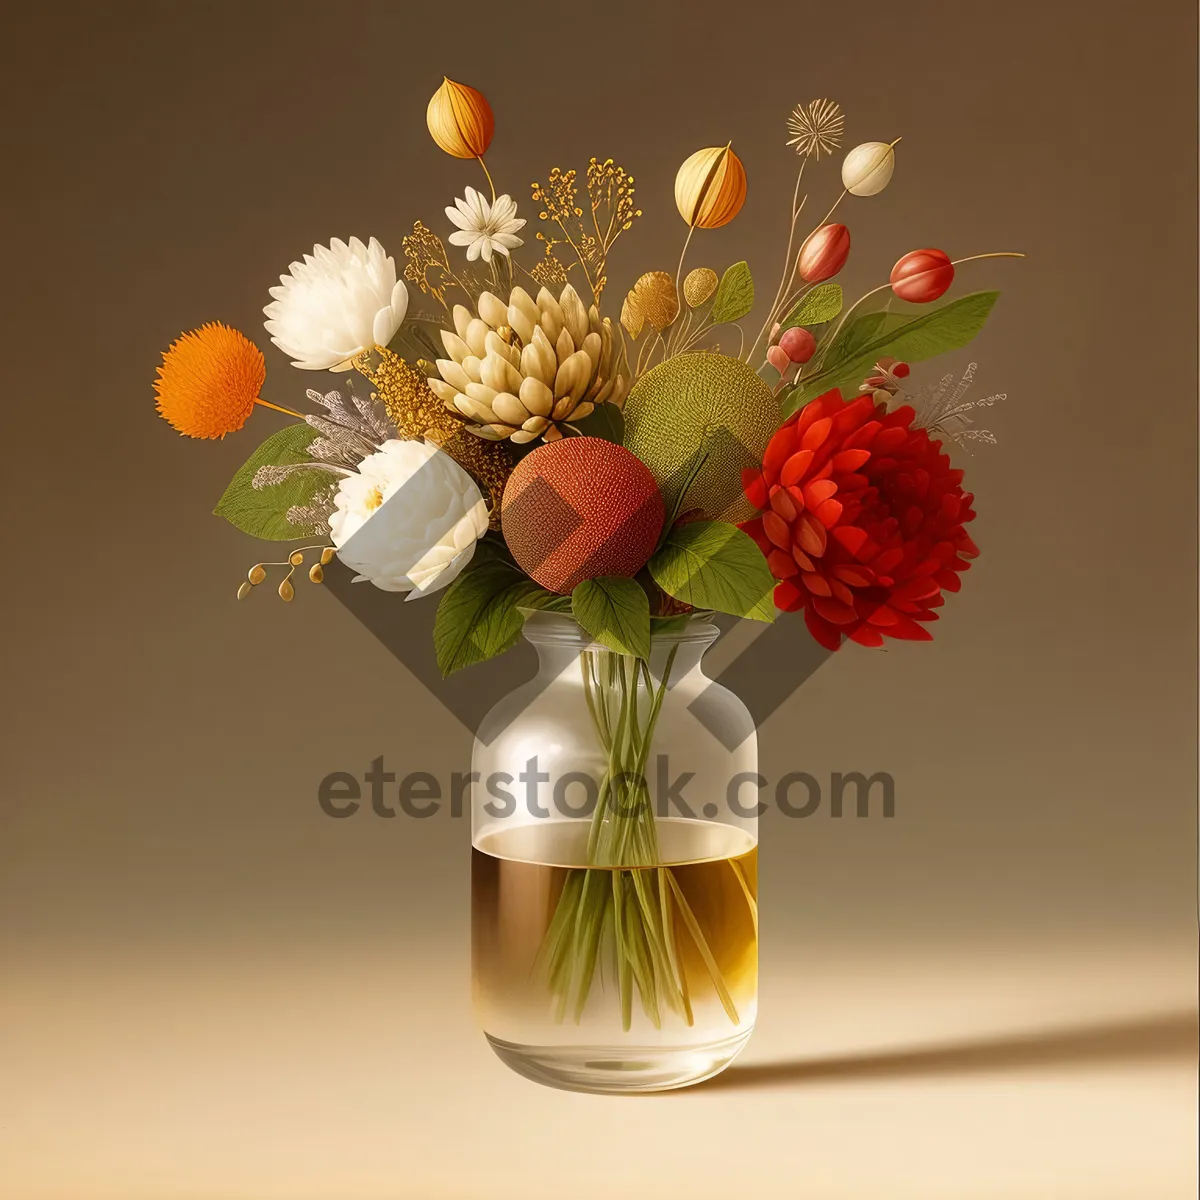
[402,220,453,305]
[530,157,642,301]
[530,254,569,288]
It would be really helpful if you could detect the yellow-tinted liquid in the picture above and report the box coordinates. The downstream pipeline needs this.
[472,820,757,1048]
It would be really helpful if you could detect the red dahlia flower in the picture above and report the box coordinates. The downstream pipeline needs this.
[741,388,979,650]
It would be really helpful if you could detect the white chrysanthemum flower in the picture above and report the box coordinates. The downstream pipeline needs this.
[263,237,409,371]
[329,439,488,597]
[445,188,525,262]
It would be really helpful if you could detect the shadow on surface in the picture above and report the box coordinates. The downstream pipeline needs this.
[699,1009,1198,1091]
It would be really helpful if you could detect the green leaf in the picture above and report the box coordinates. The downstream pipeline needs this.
[648,521,775,623]
[433,560,540,677]
[784,291,1000,415]
[577,401,625,446]
[516,589,574,616]
[213,424,338,541]
[782,283,843,329]
[711,261,754,324]
[571,576,651,659]
[836,309,908,359]
[780,310,907,413]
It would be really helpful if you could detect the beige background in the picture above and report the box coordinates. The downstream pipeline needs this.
[1,1,1196,1197]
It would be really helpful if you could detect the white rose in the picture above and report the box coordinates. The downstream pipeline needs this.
[329,439,488,597]
[263,236,409,371]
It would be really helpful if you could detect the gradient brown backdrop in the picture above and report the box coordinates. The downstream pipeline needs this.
[2,2,1196,1197]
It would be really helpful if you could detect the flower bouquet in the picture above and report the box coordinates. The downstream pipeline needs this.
[155,78,1019,1091]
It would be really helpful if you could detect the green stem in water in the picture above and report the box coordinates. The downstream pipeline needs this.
[540,641,738,1029]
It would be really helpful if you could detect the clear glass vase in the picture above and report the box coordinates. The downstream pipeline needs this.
[471,611,758,1093]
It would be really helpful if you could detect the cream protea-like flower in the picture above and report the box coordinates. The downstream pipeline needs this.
[426,284,629,443]
[329,438,488,596]
[263,237,409,371]
[445,188,525,262]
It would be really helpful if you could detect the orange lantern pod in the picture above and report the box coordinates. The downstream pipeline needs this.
[674,144,747,229]
[426,77,494,159]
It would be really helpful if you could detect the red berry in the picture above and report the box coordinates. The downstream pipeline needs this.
[778,326,816,364]
[892,362,910,378]
[890,249,955,303]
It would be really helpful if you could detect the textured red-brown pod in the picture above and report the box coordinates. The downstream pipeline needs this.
[890,248,955,303]
[501,437,664,594]
[797,224,850,283]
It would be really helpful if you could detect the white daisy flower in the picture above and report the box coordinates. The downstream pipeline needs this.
[445,188,525,262]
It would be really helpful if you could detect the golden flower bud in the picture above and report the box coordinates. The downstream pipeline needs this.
[248,565,266,585]
[278,579,295,603]
[308,564,324,584]
[683,267,718,307]
[632,272,679,331]
[426,77,494,159]
[320,547,335,565]
[237,581,252,601]
[674,144,747,229]
[288,551,304,566]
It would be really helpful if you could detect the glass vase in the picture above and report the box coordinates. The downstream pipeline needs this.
[471,611,758,1093]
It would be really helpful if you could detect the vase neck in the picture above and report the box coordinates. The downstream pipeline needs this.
[521,611,718,679]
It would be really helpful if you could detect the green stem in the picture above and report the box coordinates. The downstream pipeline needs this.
[665,871,741,1025]
[541,640,739,1029]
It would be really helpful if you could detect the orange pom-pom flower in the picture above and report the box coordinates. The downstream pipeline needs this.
[741,389,979,650]
[154,323,268,439]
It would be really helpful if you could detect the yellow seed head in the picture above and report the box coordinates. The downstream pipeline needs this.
[684,267,719,307]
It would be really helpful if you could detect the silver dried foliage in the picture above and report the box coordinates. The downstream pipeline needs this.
[909,362,1004,451]
[304,388,396,467]
[286,481,338,537]
[247,388,398,534]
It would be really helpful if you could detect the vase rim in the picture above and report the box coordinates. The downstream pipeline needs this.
[519,608,720,647]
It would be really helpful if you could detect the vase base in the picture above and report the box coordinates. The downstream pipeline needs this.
[484,1028,753,1094]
